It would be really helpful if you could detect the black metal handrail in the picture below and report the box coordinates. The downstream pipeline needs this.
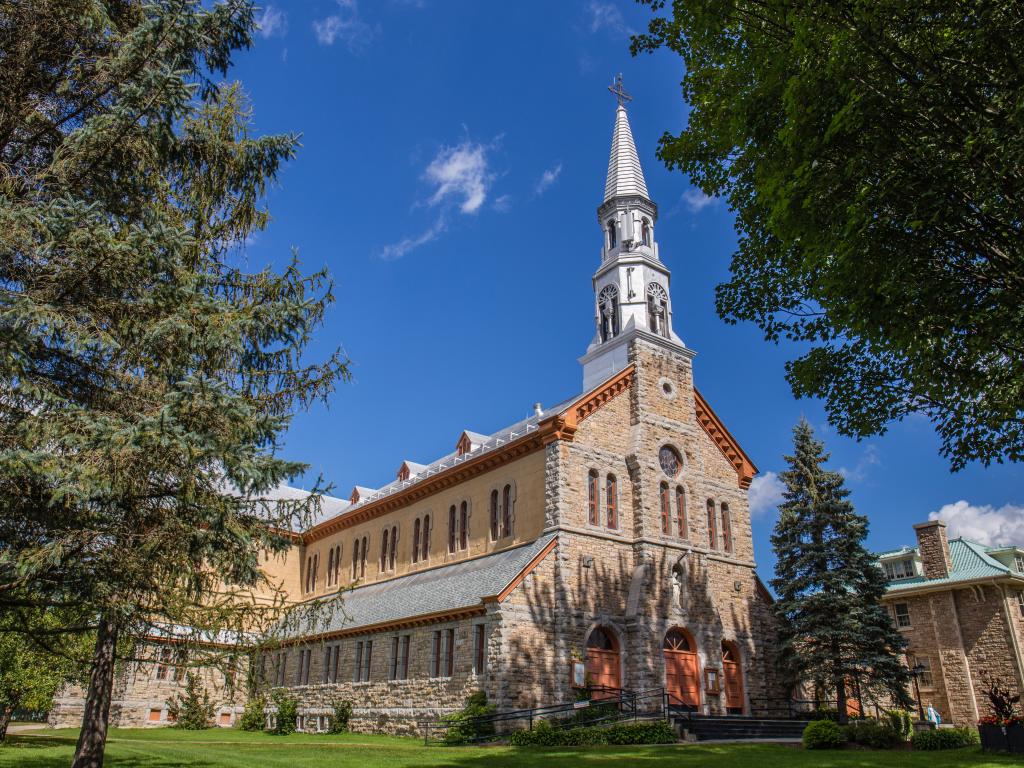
[419,686,670,745]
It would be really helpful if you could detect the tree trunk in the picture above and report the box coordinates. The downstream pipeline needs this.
[0,703,14,743]
[72,615,119,768]
[835,675,848,725]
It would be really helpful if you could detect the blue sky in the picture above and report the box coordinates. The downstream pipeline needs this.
[231,0,1024,578]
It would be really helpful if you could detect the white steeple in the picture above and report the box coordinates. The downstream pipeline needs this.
[580,76,688,391]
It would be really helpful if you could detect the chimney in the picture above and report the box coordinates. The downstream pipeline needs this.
[533,402,543,417]
[914,520,952,579]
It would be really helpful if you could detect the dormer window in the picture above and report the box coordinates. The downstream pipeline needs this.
[883,558,916,581]
[1015,554,1024,573]
[607,220,617,248]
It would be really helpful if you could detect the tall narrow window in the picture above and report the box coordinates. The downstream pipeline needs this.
[388,527,397,570]
[721,503,733,553]
[448,505,457,554]
[362,640,372,681]
[412,518,421,564]
[389,636,400,680]
[598,285,620,342]
[155,647,172,680]
[502,484,513,537]
[490,490,499,541]
[660,482,670,534]
[607,220,617,248]
[352,537,360,579]
[421,515,430,561]
[331,645,340,683]
[676,486,687,538]
[327,548,335,587]
[588,469,599,525]
[333,545,342,585]
[605,475,617,529]
[311,554,318,591]
[398,635,410,680]
[707,499,717,550]
[473,624,486,675]
[430,631,441,678]
[459,501,468,550]
[353,642,363,683]
[443,628,455,676]
[360,536,368,577]
[380,528,390,571]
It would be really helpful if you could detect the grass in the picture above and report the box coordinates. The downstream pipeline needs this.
[0,727,1016,768]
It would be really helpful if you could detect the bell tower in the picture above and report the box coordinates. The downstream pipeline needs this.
[580,76,687,391]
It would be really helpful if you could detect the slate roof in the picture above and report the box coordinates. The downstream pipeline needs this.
[604,105,650,202]
[290,534,556,638]
[884,538,1020,593]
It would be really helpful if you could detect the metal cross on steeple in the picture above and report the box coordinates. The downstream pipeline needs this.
[607,73,632,107]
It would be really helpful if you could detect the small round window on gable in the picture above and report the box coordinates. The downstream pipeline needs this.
[659,445,682,477]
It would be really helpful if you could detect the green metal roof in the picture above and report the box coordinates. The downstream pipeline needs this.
[883,538,1018,593]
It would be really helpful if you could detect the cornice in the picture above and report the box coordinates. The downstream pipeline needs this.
[693,388,758,490]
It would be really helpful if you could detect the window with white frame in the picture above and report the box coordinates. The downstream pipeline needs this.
[912,655,934,688]
[893,602,911,628]
[883,558,916,581]
[1016,555,1024,573]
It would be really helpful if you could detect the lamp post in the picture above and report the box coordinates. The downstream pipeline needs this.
[910,664,926,721]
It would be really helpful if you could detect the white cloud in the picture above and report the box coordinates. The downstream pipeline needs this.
[313,0,375,50]
[492,194,513,212]
[533,163,563,196]
[255,5,288,38]
[424,141,492,215]
[588,1,633,36]
[748,471,786,517]
[838,444,880,483]
[681,187,715,213]
[929,501,1024,547]
[379,219,446,261]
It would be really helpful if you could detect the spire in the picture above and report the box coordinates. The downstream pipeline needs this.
[603,81,649,202]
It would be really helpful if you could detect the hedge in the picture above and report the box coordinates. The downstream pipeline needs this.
[912,727,980,751]
[509,718,677,746]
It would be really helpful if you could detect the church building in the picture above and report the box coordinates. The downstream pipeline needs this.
[50,88,783,734]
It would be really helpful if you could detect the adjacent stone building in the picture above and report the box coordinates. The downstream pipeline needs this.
[51,94,783,734]
[879,520,1024,726]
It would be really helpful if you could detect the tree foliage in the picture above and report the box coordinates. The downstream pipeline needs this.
[166,673,213,730]
[0,1,348,765]
[633,1,1024,469]
[770,421,911,722]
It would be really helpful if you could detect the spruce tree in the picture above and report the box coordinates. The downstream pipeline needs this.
[771,420,911,723]
[0,2,348,765]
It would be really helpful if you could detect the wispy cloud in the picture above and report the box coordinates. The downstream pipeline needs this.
[424,141,493,214]
[838,444,880,483]
[587,0,634,36]
[749,471,786,517]
[533,163,563,197]
[256,5,288,38]
[930,500,1024,546]
[492,194,513,213]
[681,187,716,213]
[379,140,496,259]
[313,0,375,50]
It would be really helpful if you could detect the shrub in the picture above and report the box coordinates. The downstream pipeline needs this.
[803,719,847,750]
[165,673,213,730]
[912,727,979,751]
[237,695,266,731]
[603,720,677,745]
[844,719,899,749]
[268,690,298,735]
[327,699,352,734]
[886,709,913,741]
[441,691,497,745]
[509,719,677,747]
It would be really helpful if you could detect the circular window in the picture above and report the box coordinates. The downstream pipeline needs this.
[657,377,677,401]
[659,445,682,477]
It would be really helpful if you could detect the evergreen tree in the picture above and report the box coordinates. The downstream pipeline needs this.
[166,673,214,730]
[0,2,348,765]
[771,420,911,723]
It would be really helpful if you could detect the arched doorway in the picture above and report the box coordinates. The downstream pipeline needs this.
[663,628,699,708]
[722,641,745,714]
[585,627,620,696]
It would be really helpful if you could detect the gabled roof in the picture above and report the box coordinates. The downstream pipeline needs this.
[693,388,758,489]
[604,105,650,203]
[287,534,557,640]
[884,538,1019,593]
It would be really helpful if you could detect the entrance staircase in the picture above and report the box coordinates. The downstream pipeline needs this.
[676,714,810,742]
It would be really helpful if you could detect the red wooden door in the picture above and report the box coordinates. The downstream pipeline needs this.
[664,629,699,707]
[722,642,744,713]
[585,627,620,698]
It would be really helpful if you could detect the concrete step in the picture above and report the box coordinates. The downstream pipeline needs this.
[676,716,811,742]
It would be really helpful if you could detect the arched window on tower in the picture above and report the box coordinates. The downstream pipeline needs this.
[707,499,718,550]
[448,505,457,554]
[327,548,335,587]
[412,518,421,564]
[721,503,733,554]
[380,528,390,571]
[360,536,368,577]
[607,220,617,249]
[647,282,669,337]
[605,475,617,529]
[502,484,513,538]
[388,527,397,571]
[351,538,360,579]
[459,501,469,551]
[660,482,670,535]
[676,486,688,539]
[588,469,599,526]
[421,515,430,560]
[598,285,620,342]
[641,218,651,247]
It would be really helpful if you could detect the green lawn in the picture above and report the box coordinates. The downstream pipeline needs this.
[0,727,1014,768]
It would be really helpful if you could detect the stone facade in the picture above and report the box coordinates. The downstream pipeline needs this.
[880,521,1024,726]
